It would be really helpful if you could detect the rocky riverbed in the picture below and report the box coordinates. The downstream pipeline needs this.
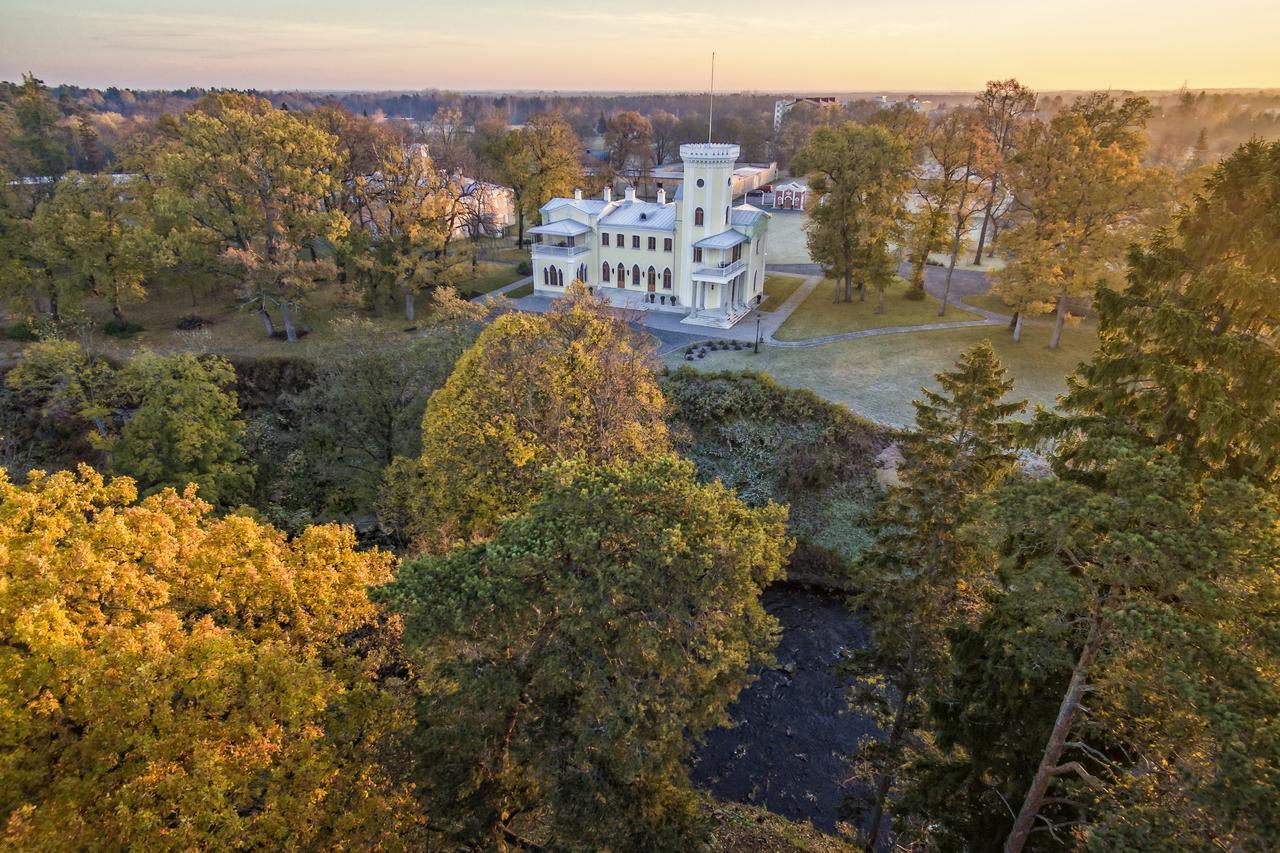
[690,583,879,833]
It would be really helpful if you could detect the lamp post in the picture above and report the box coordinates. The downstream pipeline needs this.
[754,313,761,354]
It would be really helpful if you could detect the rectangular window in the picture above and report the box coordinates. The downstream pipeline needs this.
[601,233,609,246]
[664,238,672,251]
[693,247,703,263]
[648,236,656,250]
[632,235,640,249]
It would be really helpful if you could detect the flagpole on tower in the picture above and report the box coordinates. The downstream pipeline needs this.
[708,52,715,143]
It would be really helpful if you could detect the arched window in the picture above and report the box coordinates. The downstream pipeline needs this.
[543,267,549,286]
[632,265,641,287]
[647,266,656,288]
[579,263,588,283]
[662,268,672,290]
[725,207,730,225]
[694,207,704,226]
[616,263,625,287]
[602,262,611,282]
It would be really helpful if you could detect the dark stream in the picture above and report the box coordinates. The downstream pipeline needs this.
[690,583,879,832]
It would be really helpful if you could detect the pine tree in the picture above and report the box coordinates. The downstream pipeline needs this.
[850,340,1025,850]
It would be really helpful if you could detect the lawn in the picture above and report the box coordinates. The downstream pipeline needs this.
[763,212,812,264]
[757,274,807,312]
[666,320,1098,427]
[0,262,519,363]
[774,278,980,341]
[454,262,524,296]
[506,281,535,298]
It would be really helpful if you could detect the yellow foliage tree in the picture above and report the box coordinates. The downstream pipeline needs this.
[382,285,669,550]
[0,466,424,849]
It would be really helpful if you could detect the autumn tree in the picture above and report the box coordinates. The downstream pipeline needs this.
[111,352,254,508]
[794,122,911,305]
[850,341,1025,850]
[649,109,680,165]
[993,95,1151,347]
[484,112,583,248]
[0,466,424,849]
[149,93,348,341]
[904,109,992,307]
[353,140,474,320]
[375,454,790,849]
[381,285,669,549]
[11,73,71,180]
[970,79,1037,265]
[605,110,654,176]
[29,172,164,328]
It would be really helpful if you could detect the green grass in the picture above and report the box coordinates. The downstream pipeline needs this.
[774,278,979,341]
[757,274,807,312]
[455,262,524,296]
[507,282,535,298]
[666,320,1098,427]
[764,212,812,264]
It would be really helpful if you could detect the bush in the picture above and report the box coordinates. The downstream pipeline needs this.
[4,322,38,342]
[516,260,533,275]
[103,320,145,339]
[176,314,212,330]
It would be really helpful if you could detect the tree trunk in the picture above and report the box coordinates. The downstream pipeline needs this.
[517,209,525,249]
[1012,311,1024,343]
[987,217,1001,258]
[1008,309,1019,331]
[112,301,125,329]
[49,288,60,325]
[877,285,885,315]
[972,191,996,265]
[281,302,299,343]
[404,290,416,322]
[864,684,913,851]
[858,280,866,302]
[1005,622,1105,853]
[939,222,965,316]
[1049,296,1066,350]
[259,308,276,338]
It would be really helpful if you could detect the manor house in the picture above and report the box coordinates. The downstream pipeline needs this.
[529,143,770,329]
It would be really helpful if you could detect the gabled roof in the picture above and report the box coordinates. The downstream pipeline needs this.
[540,197,609,215]
[599,200,677,231]
[528,219,591,237]
[774,181,806,192]
[730,204,769,227]
[694,229,749,250]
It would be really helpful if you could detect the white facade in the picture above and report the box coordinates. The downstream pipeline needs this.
[530,143,770,329]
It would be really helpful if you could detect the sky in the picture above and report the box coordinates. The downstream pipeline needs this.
[2,0,1278,93]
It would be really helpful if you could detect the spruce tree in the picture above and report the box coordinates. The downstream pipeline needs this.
[849,340,1025,850]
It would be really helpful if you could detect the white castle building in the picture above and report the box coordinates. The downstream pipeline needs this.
[529,143,770,329]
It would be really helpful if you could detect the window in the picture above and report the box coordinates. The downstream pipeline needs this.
[543,267,549,286]
[756,238,761,254]
[601,233,610,246]
[754,270,759,291]
[663,268,672,290]
[632,264,641,286]
[647,266,656,288]
[696,178,704,188]
[578,263,588,283]
[632,235,640,249]
[694,207,704,226]
[693,247,703,263]
[648,236,656,250]
[732,243,742,262]
[602,262,611,282]
[616,263,625,286]
[725,207,730,225]
[663,237,672,251]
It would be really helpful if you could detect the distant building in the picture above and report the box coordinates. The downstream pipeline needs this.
[769,181,807,211]
[530,143,771,329]
[773,96,841,131]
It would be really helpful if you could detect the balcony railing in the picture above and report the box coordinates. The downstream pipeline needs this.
[692,258,745,279]
[532,242,589,257]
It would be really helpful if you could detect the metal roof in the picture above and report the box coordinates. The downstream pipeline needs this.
[540,197,609,215]
[730,204,769,227]
[694,229,749,249]
[528,219,591,237]
[599,200,677,231]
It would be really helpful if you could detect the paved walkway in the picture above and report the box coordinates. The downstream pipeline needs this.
[473,275,532,303]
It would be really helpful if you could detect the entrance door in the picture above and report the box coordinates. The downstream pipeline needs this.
[784,195,793,209]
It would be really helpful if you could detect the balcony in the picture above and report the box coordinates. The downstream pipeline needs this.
[691,258,745,282]
[532,242,589,258]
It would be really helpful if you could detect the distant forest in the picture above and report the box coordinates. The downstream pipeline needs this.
[5,80,1280,174]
